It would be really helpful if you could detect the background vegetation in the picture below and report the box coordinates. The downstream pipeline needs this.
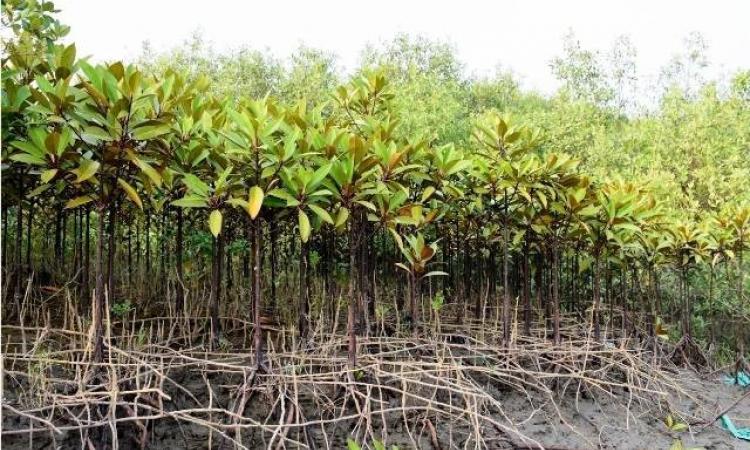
[2,0,748,372]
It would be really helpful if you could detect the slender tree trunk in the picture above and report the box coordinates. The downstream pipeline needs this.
[25,201,33,272]
[14,173,24,305]
[2,206,8,268]
[522,240,531,336]
[127,222,133,286]
[107,203,116,304]
[160,209,167,292]
[92,208,106,363]
[409,271,419,334]
[647,266,656,339]
[681,265,690,338]
[552,241,561,345]
[61,211,67,273]
[298,239,310,339]
[489,243,497,298]
[145,211,151,277]
[209,231,224,347]
[270,220,278,312]
[322,227,331,315]
[54,206,61,270]
[135,216,140,277]
[707,266,715,345]
[347,220,357,369]
[535,251,543,334]
[621,266,628,339]
[73,210,80,281]
[83,207,91,304]
[573,251,579,314]
[252,219,263,367]
[593,252,602,341]
[737,238,746,369]
[502,192,511,343]
[176,207,185,314]
[75,209,83,284]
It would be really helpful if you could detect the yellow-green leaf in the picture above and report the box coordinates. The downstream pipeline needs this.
[73,159,100,183]
[41,169,58,183]
[137,160,162,187]
[117,178,142,209]
[298,209,311,243]
[65,195,94,209]
[421,186,436,202]
[335,207,349,228]
[248,186,264,220]
[308,204,333,225]
[209,210,223,237]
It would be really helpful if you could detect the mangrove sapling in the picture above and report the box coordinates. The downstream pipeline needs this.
[393,232,446,333]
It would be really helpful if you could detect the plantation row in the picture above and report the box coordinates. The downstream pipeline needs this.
[2,2,748,373]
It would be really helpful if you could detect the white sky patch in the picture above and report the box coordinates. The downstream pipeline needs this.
[57,0,749,94]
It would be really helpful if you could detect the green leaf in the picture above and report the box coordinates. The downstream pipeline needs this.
[308,163,331,190]
[136,160,162,187]
[267,188,300,207]
[117,178,143,209]
[209,210,223,237]
[172,195,208,208]
[346,439,361,450]
[671,423,688,432]
[61,44,76,68]
[27,183,53,198]
[298,209,311,243]
[182,173,210,197]
[41,169,58,183]
[10,153,46,165]
[421,271,448,278]
[335,207,350,228]
[308,204,333,225]
[226,198,249,211]
[355,200,377,211]
[73,159,100,183]
[65,195,94,209]
[55,128,73,156]
[248,186,264,220]
[82,126,113,142]
[132,123,171,140]
[11,140,45,158]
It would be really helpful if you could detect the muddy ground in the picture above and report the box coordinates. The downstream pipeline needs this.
[3,364,748,449]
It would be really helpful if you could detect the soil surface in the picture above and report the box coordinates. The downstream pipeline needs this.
[3,366,748,449]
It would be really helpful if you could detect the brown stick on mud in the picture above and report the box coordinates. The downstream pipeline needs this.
[698,388,750,432]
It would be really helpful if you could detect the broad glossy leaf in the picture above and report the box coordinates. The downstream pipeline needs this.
[182,173,210,197]
[209,210,223,237]
[308,204,333,225]
[421,271,448,278]
[65,195,94,209]
[172,195,208,208]
[10,153,46,165]
[335,207,350,228]
[73,160,100,183]
[41,169,58,183]
[136,160,162,187]
[118,178,143,209]
[298,209,311,243]
[132,123,171,140]
[248,186,264,219]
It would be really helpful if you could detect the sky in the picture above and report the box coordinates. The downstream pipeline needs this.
[56,0,750,94]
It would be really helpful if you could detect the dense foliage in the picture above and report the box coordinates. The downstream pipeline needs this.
[2,1,748,373]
